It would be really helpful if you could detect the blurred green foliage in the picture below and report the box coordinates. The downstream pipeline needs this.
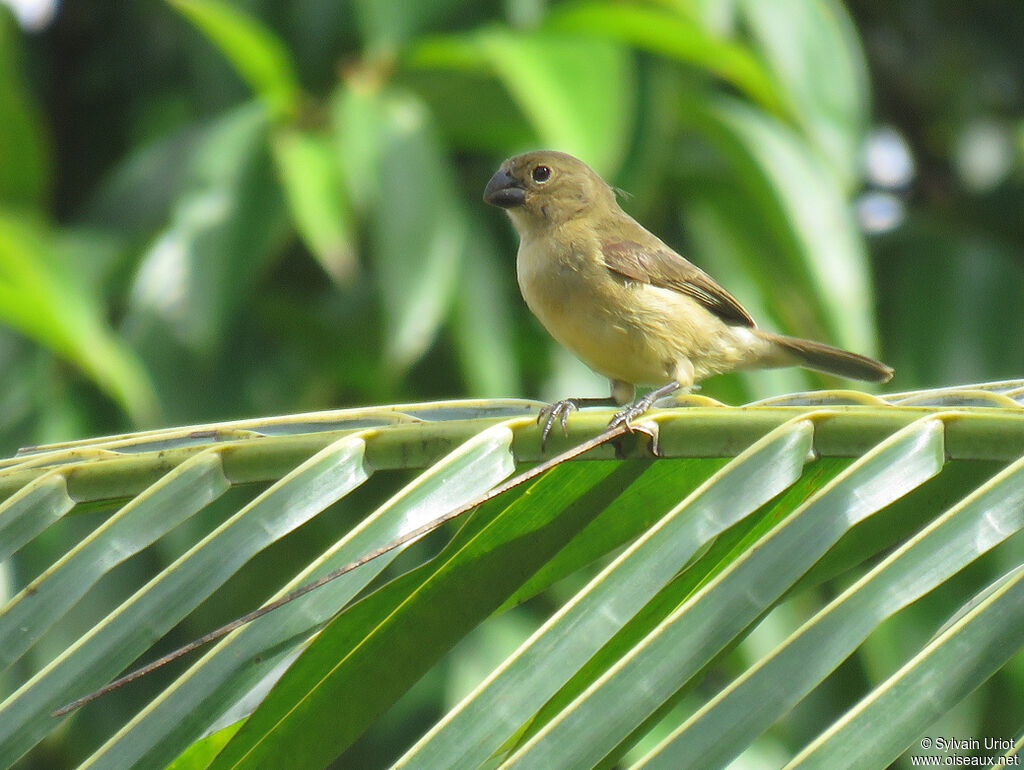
[0,0,1022,766]
[1,0,1020,456]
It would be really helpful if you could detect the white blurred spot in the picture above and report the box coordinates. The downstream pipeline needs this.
[132,190,229,322]
[134,232,190,320]
[863,126,915,189]
[387,96,425,134]
[855,191,906,234]
[1,0,58,30]
[955,118,1014,193]
[505,0,544,28]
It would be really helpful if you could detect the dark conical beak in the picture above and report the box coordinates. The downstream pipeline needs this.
[483,168,526,208]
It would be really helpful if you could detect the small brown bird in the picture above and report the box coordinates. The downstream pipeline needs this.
[483,150,893,443]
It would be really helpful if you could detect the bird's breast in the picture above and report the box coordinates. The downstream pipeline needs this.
[514,234,767,386]
[515,237,674,385]
[516,236,602,339]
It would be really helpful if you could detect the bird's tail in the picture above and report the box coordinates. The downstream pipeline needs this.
[756,331,894,383]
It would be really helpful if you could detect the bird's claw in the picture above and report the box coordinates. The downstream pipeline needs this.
[538,399,580,450]
[607,402,662,458]
[607,396,656,432]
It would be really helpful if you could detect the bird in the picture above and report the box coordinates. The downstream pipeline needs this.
[483,150,893,445]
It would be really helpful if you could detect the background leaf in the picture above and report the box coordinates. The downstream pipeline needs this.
[0,214,156,422]
[167,0,301,119]
[0,11,49,208]
[682,97,877,355]
[1,2,1022,767]
[543,1,787,117]
[271,127,357,284]
[737,0,868,186]
[369,89,466,376]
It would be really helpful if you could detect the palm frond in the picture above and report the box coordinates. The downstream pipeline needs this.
[1,383,1023,768]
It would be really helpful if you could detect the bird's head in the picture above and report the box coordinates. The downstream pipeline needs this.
[483,150,617,234]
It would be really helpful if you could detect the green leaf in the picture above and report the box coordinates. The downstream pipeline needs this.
[500,457,728,610]
[738,0,868,187]
[787,565,1024,769]
[271,128,357,284]
[789,456,1005,594]
[82,423,517,770]
[638,447,1024,767]
[0,434,370,765]
[0,213,157,422]
[209,459,645,769]
[0,471,73,564]
[126,103,289,355]
[397,417,815,768]
[477,29,632,174]
[352,0,464,52]
[0,451,230,671]
[501,417,945,767]
[336,81,469,375]
[331,80,387,213]
[370,90,466,375]
[542,1,788,118]
[167,0,301,119]
[450,219,520,397]
[81,127,196,234]
[2,388,1022,767]
[399,70,534,154]
[876,219,1024,385]
[566,455,855,766]
[166,723,241,770]
[682,96,878,355]
[409,28,633,174]
[0,12,49,207]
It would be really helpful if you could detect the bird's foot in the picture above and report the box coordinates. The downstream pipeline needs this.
[606,397,664,457]
[537,396,620,450]
[538,399,582,449]
[598,409,662,458]
[607,379,684,432]
[607,395,659,432]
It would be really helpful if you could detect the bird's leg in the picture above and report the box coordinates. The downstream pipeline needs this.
[538,380,632,449]
[607,379,682,431]
[538,396,618,449]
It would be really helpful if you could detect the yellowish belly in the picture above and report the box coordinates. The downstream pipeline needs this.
[517,246,760,386]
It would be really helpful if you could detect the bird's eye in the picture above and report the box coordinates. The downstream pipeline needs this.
[531,165,552,183]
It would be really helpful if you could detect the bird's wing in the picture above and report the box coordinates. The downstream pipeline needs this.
[600,239,756,327]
